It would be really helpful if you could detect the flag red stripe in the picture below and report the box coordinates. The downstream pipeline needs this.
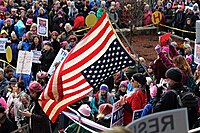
[62,72,82,83]
[62,30,114,74]
[44,74,55,100]
[63,78,89,92]
[67,22,110,62]
[50,87,92,122]
[80,13,107,41]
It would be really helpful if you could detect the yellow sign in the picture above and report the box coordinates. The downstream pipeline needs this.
[151,11,162,25]
[85,14,97,28]
[6,46,12,63]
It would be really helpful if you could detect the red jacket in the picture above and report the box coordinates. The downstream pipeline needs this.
[123,89,147,126]
[72,15,85,30]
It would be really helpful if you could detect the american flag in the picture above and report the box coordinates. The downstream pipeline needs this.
[39,12,135,122]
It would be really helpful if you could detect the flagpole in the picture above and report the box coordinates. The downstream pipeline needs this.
[106,12,153,80]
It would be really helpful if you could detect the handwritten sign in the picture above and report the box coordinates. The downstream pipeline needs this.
[48,48,68,75]
[37,17,48,37]
[110,100,124,127]
[0,38,8,53]
[16,50,33,74]
[31,50,41,64]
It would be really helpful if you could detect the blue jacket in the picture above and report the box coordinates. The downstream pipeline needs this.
[127,81,134,94]
[22,39,33,51]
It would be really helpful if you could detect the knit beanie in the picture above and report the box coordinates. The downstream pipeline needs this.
[132,73,147,86]
[100,84,108,91]
[29,81,43,93]
[165,68,182,82]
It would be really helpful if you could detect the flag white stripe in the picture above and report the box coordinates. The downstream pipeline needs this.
[72,17,109,53]
[62,33,116,81]
[63,81,90,95]
[63,25,112,72]
[48,88,93,120]
[43,99,55,113]
[62,75,84,88]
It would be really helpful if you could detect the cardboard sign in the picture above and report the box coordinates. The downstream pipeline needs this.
[0,38,8,53]
[194,42,200,64]
[31,50,41,64]
[16,51,33,74]
[132,109,143,121]
[37,17,48,37]
[152,11,162,25]
[48,48,68,75]
[126,108,189,133]
[110,100,124,127]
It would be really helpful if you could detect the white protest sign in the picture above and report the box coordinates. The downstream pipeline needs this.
[110,100,124,127]
[132,109,143,121]
[0,38,8,53]
[194,42,200,64]
[126,108,189,133]
[48,48,68,75]
[16,51,33,74]
[37,17,48,37]
[31,50,41,64]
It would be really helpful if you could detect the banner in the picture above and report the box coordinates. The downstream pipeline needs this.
[16,51,33,74]
[126,108,189,133]
[31,50,41,64]
[0,38,8,53]
[37,17,48,37]
[110,100,124,127]
[194,42,200,64]
[48,48,68,75]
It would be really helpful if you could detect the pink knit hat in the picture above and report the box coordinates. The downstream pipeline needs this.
[162,46,169,53]
[119,81,128,88]
[186,55,192,63]
[29,81,43,93]
[36,71,47,79]
[99,103,113,115]
[78,104,91,117]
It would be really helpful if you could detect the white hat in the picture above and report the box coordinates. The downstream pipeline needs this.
[78,104,91,117]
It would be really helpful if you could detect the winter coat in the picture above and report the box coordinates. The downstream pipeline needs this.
[114,90,126,102]
[96,115,111,128]
[90,91,114,115]
[174,10,185,29]
[0,114,17,133]
[143,10,152,26]
[51,39,60,55]
[164,8,173,26]
[158,46,189,85]
[53,16,66,34]
[127,81,134,94]
[40,48,56,72]
[72,15,85,31]
[48,10,57,31]
[22,39,33,51]
[153,83,183,112]
[123,88,147,126]
[28,100,52,133]
[185,13,196,27]
[97,8,105,19]
[183,24,195,40]
[0,78,9,98]
[109,11,119,24]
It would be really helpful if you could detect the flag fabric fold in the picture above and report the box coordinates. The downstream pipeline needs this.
[39,12,135,123]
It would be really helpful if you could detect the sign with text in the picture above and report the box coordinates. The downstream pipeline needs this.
[110,100,124,127]
[132,109,143,121]
[48,48,68,75]
[37,17,48,37]
[126,108,188,133]
[16,51,33,74]
[31,50,41,64]
[194,43,200,64]
[0,38,8,53]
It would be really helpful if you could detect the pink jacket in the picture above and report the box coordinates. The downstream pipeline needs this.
[143,11,152,26]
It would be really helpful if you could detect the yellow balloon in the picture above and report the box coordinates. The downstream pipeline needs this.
[6,46,12,63]
[85,14,97,28]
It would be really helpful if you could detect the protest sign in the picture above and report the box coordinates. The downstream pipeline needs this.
[132,109,143,121]
[37,17,48,37]
[48,48,68,75]
[110,100,124,127]
[16,51,33,74]
[0,38,8,53]
[194,43,200,64]
[31,50,41,64]
[126,108,189,133]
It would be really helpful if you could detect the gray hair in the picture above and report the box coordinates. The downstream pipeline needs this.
[0,68,4,74]
[65,23,72,31]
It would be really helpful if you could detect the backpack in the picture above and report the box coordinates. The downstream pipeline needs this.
[170,88,198,129]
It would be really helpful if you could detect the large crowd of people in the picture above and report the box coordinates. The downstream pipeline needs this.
[0,0,199,132]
